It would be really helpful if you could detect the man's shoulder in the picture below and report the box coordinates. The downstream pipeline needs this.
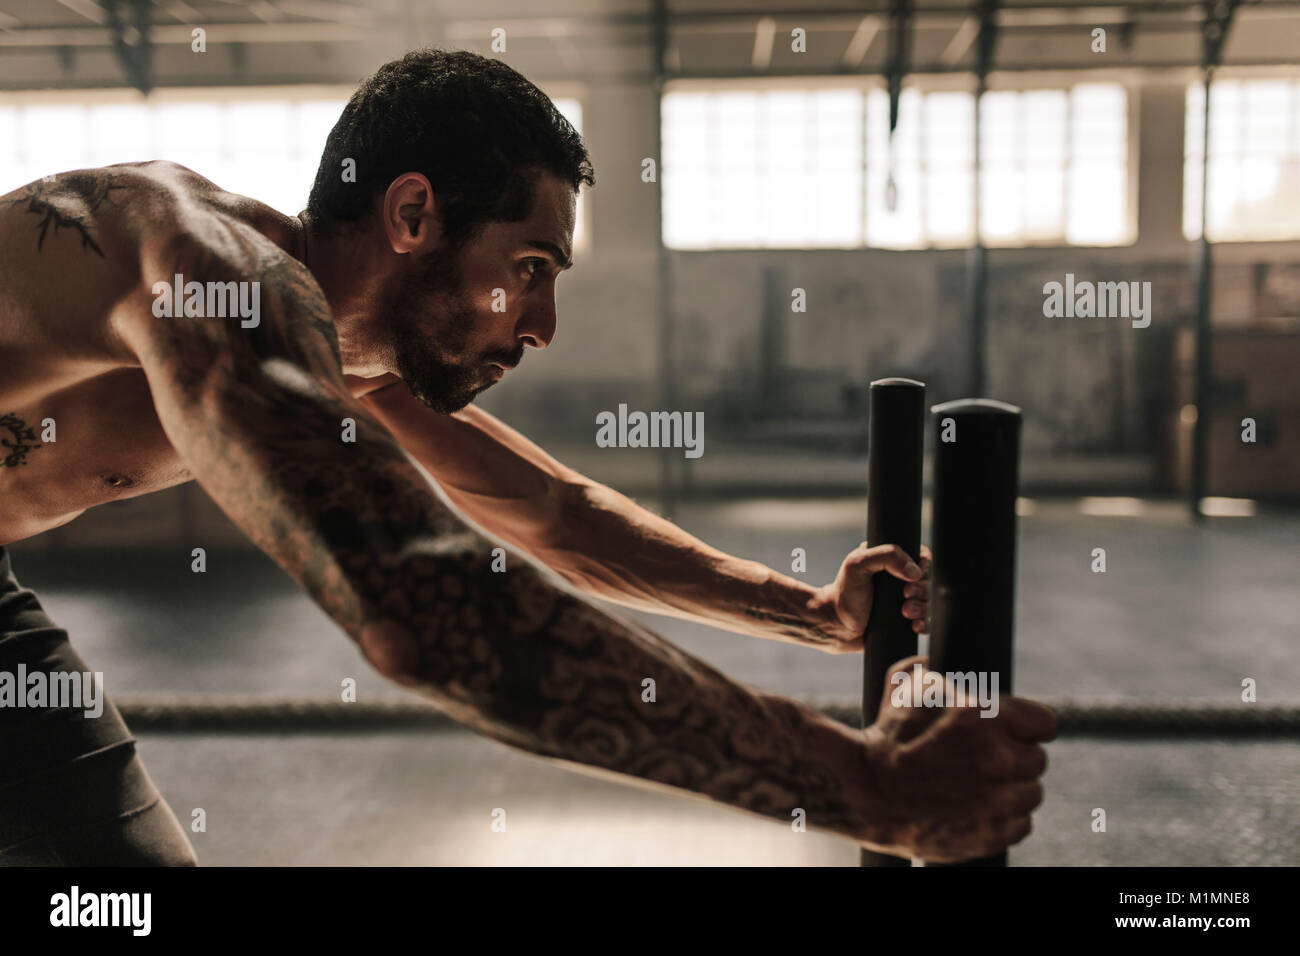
[103,160,285,221]
[113,161,299,263]
[92,163,330,373]
[2,160,300,275]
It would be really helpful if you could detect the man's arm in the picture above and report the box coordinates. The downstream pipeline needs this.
[110,218,889,847]
[360,386,928,652]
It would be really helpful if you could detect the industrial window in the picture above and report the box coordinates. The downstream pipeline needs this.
[979,85,1128,247]
[663,82,1130,250]
[1184,78,1300,241]
[0,89,586,250]
[662,88,864,248]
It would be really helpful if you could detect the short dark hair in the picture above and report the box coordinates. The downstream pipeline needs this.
[307,49,594,246]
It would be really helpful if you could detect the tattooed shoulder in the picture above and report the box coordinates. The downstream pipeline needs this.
[1,170,129,258]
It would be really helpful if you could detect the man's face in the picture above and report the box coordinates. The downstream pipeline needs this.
[384,171,576,413]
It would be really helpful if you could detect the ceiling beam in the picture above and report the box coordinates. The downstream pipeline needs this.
[752,16,776,70]
[0,23,368,46]
[842,16,882,68]
[273,1,374,25]
[56,0,107,26]
[152,0,200,24]
[940,17,979,65]
[247,1,289,23]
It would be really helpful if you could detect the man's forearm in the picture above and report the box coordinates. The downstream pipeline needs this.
[527,480,843,649]
[373,542,873,842]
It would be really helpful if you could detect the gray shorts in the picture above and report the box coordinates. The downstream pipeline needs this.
[0,546,197,865]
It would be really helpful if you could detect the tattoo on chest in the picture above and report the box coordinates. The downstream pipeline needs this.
[0,413,40,467]
[2,171,128,258]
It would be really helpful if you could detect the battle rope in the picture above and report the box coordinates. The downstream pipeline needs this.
[113,694,1300,738]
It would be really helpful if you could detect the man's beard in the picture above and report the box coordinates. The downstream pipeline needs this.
[386,245,493,414]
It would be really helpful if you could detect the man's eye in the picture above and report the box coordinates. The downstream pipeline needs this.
[522,258,545,278]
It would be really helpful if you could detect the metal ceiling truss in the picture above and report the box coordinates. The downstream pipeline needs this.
[0,0,1295,86]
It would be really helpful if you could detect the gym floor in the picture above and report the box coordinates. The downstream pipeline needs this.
[8,496,1298,866]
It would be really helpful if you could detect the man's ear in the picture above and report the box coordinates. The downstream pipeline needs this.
[382,173,441,254]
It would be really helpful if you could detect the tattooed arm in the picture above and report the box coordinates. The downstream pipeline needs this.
[109,218,903,850]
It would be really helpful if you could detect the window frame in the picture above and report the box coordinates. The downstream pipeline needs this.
[661,72,1138,252]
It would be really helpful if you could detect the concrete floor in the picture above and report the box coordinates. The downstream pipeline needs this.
[131,733,1297,866]
[7,497,1299,865]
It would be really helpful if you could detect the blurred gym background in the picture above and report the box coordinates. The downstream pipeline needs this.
[1,0,1297,865]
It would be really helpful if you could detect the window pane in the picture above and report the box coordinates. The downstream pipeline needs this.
[980,92,1023,241]
[1067,85,1127,244]
[924,93,974,243]
[664,88,862,248]
[21,106,92,173]
[1185,77,1300,241]
[865,88,924,248]
[88,104,154,166]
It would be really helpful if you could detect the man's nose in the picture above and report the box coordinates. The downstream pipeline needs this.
[517,297,557,349]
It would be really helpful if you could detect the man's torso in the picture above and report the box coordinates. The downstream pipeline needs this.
[0,161,306,545]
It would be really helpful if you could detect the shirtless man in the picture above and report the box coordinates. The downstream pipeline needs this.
[0,49,1055,866]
